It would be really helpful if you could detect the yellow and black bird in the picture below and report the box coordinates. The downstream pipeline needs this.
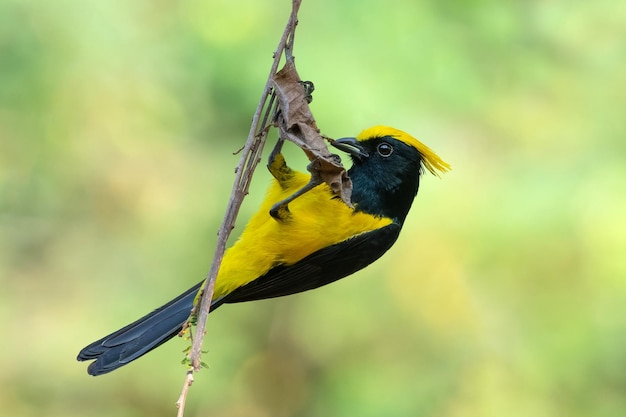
[77,125,450,375]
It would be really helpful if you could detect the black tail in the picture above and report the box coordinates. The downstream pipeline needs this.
[77,282,221,376]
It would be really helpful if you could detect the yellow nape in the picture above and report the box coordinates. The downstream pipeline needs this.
[357,126,451,177]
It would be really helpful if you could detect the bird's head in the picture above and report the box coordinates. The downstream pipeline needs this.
[331,126,450,177]
[331,125,450,223]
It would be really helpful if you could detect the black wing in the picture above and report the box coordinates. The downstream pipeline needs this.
[221,223,401,304]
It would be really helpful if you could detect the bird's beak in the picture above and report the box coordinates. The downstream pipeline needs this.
[331,137,369,160]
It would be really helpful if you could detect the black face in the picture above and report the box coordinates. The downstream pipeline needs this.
[332,136,423,224]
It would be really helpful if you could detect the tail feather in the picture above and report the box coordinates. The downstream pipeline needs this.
[77,281,221,376]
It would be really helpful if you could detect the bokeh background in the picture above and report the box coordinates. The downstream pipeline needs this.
[1,0,625,416]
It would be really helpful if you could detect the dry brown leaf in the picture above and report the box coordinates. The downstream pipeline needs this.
[272,59,353,206]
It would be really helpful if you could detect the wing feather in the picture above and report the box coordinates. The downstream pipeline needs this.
[222,223,401,304]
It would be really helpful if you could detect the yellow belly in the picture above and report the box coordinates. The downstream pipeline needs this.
[213,170,392,298]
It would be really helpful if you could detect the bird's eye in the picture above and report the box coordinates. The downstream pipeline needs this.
[377,142,394,157]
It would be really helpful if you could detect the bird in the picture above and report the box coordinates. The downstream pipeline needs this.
[77,125,450,376]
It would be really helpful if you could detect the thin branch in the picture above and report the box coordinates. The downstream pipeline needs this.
[175,371,194,417]
[175,1,302,415]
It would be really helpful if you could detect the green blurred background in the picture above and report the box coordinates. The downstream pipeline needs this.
[1,0,625,416]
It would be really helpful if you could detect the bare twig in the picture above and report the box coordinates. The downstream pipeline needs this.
[175,371,194,417]
[175,0,302,415]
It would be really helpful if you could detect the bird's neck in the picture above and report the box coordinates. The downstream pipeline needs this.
[348,168,420,225]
